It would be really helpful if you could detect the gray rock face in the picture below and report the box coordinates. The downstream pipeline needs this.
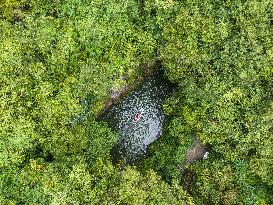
[98,69,176,164]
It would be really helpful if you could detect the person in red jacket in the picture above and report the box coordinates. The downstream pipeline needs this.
[133,112,142,122]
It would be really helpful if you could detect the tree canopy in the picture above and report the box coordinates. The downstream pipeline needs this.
[0,0,272,204]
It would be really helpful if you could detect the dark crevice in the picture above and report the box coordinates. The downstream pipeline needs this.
[247,148,257,157]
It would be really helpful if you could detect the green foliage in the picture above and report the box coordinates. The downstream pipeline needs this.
[86,122,118,165]
[0,0,191,204]
[0,159,194,204]
[0,0,27,19]
[0,0,157,165]
[152,0,273,204]
[191,159,273,204]
[1,0,272,204]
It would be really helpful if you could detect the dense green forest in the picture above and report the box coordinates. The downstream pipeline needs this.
[0,0,272,204]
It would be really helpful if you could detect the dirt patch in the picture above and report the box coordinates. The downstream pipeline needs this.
[186,136,209,163]
[179,136,209,173]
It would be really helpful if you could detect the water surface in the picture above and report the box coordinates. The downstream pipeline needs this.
[98,69,176,164]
